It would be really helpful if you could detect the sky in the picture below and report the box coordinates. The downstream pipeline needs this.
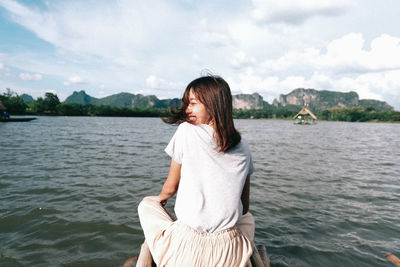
[1,0,400,110]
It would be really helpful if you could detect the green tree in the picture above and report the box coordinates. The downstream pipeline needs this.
[30,97,46,114]
[1,89,27,115]
[43,92,60,114]
[58,103,87,116]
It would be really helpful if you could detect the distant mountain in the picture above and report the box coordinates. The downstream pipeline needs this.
[130,94,159,108]
[64,88,394,112]
[64,90,268,110]
[232,93,268,110]
[64,90,180,109]
[97,93,135,107]
[155,98,181,109]
[64,90,98,105]
[20,94,34,103]
[358,99,393,111]
[275,88,393,112]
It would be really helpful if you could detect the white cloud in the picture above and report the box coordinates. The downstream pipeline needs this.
[63,75,87,86]
[192,54,200,62]
[227,68,280,96]
[1,0,400,110]
[45,89,58,95]
[317,33,400,73]
[193,18,238,47]
[280,76,306,90]
[258,33,400,75]
[251,0,356,24]
[0,61,11,74]
[146,75,163,89]
[0,79,48,100]
[260,48,320,72]
[231,51,256,69]
[0,0,190,67]
[197,31,236,47]
[0,0,220,98]
[146,75,184,91]
[316,33,366,72]
[227,67,400,108]
[308,72,334,90]
[340,70,400,98]
[19,73,43,81]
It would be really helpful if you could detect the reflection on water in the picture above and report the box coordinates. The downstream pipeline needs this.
[1,117,399,266]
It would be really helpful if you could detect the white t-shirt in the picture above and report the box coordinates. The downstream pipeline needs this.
[165,122,254,233]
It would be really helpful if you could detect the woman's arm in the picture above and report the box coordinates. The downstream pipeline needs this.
[241,175,250,215]
[158,159,182,206]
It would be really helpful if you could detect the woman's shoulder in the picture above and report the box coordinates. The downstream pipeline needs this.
[174,121,193,136]
[230,137,251,154]
[177,121,191,131]
[176,122,214,141]
[179,121,212,132]
[239,137,250,147]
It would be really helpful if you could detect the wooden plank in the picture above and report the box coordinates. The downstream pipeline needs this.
[257,245,270,267]
[386,253,400,267]
[249,244,270,267]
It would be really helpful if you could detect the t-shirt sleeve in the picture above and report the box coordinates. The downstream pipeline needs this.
[165,123,186,164]
[241,138,254,176]
[248,154,254,176]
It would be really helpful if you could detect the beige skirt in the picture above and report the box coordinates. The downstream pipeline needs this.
[138,196,255,267]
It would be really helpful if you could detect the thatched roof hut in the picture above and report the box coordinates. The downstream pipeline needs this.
[293,107,317,124]
[293,108,317,120]
[0,100,6,110]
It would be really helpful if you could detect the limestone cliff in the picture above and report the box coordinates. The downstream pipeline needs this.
[232,93,265,110]
[64,88,393,112]
[275,88,393,111]
[358,99,393,111]
[65,90,269,110]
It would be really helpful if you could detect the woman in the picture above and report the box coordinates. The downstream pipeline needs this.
[138,75,255,266]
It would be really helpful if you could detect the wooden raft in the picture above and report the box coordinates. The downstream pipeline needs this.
[123,242,270,267]
[386,253,400,267]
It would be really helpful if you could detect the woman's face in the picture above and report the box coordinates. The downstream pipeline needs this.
[186,89,211,125]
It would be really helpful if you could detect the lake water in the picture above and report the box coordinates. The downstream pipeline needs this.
[1,117,399,267]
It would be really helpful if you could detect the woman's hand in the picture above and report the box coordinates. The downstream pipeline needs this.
[160,198,168,207]
[147,195,167,206]
[148,195,167,207]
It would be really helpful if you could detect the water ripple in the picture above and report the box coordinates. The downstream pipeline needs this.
[1,118,399,266]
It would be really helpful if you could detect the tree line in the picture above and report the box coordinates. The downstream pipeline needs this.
[1,91,400,122]
[1,91,168,117]
[233,106,400,122]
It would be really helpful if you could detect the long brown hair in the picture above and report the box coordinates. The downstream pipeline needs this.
[163,75,241,152]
